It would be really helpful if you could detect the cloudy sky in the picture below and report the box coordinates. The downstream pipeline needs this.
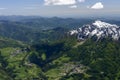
[0,0,119,17]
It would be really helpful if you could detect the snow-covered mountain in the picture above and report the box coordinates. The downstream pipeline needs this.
[70,20,120,40]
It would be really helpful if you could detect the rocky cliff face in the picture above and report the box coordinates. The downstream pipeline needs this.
[70,20,120,40]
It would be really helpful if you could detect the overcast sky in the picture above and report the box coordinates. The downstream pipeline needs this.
[0,0,119,17]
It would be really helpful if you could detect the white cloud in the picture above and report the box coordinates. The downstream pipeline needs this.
[44,0,76,6]
[91,2,104,9]
[69,5,77,8]
[78,0,85,3]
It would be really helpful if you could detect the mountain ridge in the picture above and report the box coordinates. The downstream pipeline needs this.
[70,20,120,40]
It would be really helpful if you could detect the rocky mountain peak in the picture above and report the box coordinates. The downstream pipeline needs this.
[70,20,120,40]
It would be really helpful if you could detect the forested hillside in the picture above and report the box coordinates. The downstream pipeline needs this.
[0,36,120,80]
[0,17,120,80]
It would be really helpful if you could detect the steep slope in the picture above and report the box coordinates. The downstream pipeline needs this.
[0,36,26,48]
